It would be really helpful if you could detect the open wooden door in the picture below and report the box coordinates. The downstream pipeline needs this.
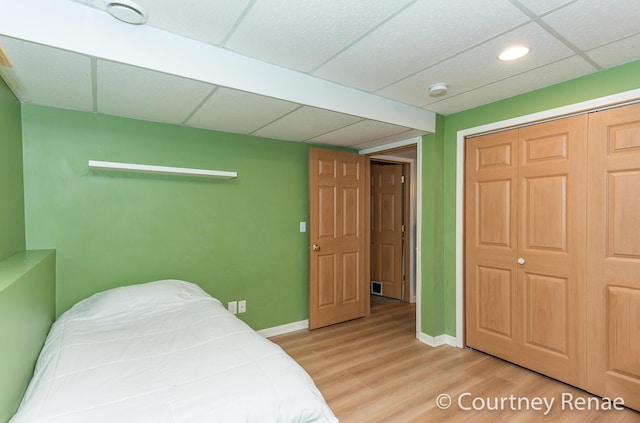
[308,148,369,330]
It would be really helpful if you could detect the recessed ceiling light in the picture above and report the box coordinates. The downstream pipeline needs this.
[428,82,449,97]
[106,0,147,25]
[498,46,530,61]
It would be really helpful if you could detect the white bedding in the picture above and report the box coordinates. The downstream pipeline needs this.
[10,280,338,423]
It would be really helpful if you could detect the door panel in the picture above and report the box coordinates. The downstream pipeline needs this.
[522,175,567,251]
[317,255,336,307]
[608,286,640,376]
[476,265,513,338]
[309,148,368,329]
[465,129,519,362]
[477,179,513,247]
[517,116,587,386]
[608,171,640,256]
[587,103,640,411]
[370,163,403,300]
[318,186,335,238]
[523,272,568,355]
[342,251,359,302]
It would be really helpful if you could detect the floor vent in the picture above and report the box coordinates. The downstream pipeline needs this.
[371,281,383,296]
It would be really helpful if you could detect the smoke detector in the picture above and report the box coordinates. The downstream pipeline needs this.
[106,0,147,25]
[428,83,449,97]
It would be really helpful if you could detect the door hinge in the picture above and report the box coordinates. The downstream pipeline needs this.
[401,175,405,184]
[401,224,405,233]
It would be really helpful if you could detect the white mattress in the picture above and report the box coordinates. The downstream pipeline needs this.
[10,280,338,423]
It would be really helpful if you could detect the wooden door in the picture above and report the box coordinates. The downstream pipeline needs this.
[516,116,587,386]
[587,103,640,411]
[370,162,404,300]
[308,148,369,329]
[465,129,519,363]
[466,115,588,387]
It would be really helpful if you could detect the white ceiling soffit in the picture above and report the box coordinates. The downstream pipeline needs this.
[0,0,435,134]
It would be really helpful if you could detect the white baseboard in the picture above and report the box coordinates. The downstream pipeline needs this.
[258,319,309,338]
[419,332,458,348]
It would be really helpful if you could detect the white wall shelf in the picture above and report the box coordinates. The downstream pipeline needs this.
[88,160,237,179]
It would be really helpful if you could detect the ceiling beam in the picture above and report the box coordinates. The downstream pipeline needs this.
[0,0,435,133]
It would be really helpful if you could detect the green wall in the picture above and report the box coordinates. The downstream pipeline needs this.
[420,114,445,335]
[0,77,56,422]
[433,59,640,337]
[22,106,311,329]
[0,78,25,260]
[0,250,55,423]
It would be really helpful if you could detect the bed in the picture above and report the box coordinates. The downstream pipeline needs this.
[10,279,338,423]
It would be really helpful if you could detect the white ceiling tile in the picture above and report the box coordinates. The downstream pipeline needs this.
[309,120,409,147]
[75,0,252,46]
[0,36,93,112]
[542,0,640,50]
[186,87,299,134]
[253,106,361,141]
[69,0,103,9]
[424,56,595,115]
[142,0,252,45]
[586,34,640,69]
[378,23,575,107]
[225,0,413,72]
[97,60,212,124]
[515,0,577,15]
[313,0,530,92]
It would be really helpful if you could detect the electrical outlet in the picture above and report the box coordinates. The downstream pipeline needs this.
[228,301,237,315]
[238,300,246,313]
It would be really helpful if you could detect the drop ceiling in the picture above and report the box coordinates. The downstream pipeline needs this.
[1,0,639,149]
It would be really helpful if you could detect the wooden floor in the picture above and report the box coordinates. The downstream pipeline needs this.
[270,298,639,423]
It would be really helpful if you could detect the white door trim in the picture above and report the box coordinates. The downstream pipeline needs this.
[455,88,640,349]
[360,137,422,340]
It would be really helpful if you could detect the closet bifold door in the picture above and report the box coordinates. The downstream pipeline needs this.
[516,115,587,387]
[465,129,519,363]
[587,103,640,411]
[465,115,588,388]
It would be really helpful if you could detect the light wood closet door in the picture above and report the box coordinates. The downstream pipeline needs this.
[465,129,519,363]
[466,116,588,387]
[516,116,587,386]
[587,103,640,411]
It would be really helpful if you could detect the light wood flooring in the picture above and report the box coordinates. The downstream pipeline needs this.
[270,297,640,423]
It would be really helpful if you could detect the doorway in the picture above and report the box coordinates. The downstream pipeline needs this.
[368,145,417,311]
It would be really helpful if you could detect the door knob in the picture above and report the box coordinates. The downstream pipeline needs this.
[312,244,321,251]
[517,257,525,265]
